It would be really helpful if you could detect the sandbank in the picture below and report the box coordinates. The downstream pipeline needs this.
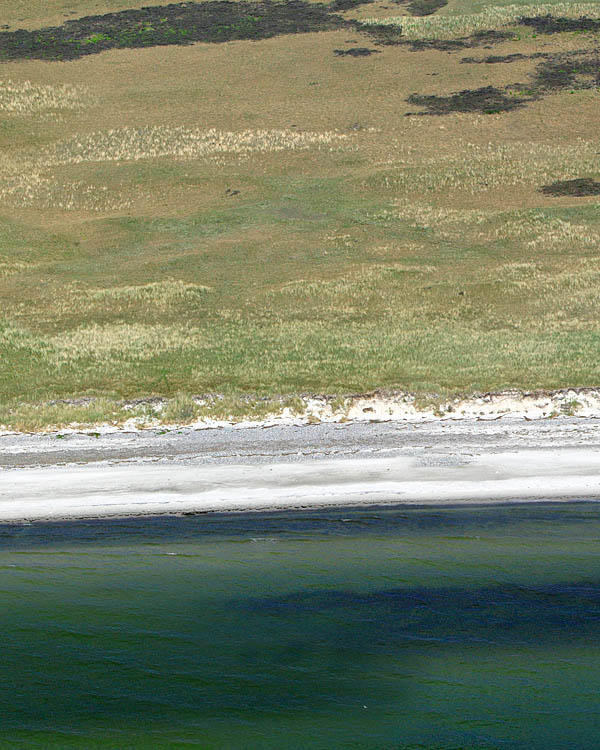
[1,417,600,522]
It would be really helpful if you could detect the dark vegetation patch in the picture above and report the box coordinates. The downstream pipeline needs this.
[405,0,448,17]
[406,84,533,115]
[0,0,451,62]
[334,46,380,55]
[336,0,447,15]
[532,52,600,90]
[2,2,598,65]
[408,49,600,114]
[539,178,600,196]
[329,0,375,10]
[0,0,347,61]
[519,14,600,34]
[359,24,516,50]
[460,52,547,63]
[361,14,600,52]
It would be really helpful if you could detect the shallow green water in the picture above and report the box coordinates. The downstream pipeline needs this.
[1,503,599,749]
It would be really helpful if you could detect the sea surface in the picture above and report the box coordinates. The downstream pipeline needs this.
[1,502,599,749]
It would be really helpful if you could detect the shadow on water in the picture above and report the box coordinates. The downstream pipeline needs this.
[240,580,600,645]
[2,502,600,746]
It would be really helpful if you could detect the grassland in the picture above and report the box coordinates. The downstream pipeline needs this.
[1,0,600,429]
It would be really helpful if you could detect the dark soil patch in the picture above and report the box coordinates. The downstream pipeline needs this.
[519,14,600,34]
[539,178,600,196]
[405,84,533,115]
[334,46,380,55]
[0,0,347,61]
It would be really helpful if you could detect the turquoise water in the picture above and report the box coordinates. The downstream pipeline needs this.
[1,503,599,749]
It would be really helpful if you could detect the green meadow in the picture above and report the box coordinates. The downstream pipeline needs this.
[1,0,600,428]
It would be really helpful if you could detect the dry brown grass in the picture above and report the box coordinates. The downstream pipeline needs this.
[2,0,177,30]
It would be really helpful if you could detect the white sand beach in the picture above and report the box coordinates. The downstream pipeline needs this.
[2,416,600,522]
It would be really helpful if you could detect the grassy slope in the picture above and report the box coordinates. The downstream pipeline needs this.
[1,0,600,428]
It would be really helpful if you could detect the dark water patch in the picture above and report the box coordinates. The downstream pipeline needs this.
[241,581,600,645]
[519,14,600,34]
[1,502,599,549]
[405,84,532,115]
[334,45,380,55]
[0,0,346,61]
[540,178,600,196]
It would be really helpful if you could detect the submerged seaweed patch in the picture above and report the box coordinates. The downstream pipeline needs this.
[241,581,600,642]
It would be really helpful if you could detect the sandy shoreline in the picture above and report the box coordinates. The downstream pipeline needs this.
[4,387,600,438]
[2,417,600,522]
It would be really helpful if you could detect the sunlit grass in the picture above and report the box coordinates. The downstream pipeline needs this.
[360,3,600,38]
[0,79,93,114]
[0,257,34,278]
[368,139,600,195]
[0,127,349,211]
[39,127,349,165]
